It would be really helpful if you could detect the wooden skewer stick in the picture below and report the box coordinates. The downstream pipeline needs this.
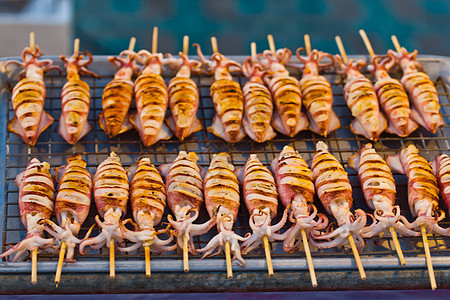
[267,34,276,53]
[152,26,158,54]
[183,234,189,272]
[335,35,348,64]
[183,35,189,56]
[145,245,151,277]
[348,234,366,280]
[390,226,406,266]
[251,42,257,63]
[55,241,67,287]
[263,235,274,276]
[128,37,136,52]
[110,238,115,278]
[74,38,80,54]
[304,34,312,56]
[391,35,402,53]
[29,32,35,52]
[301,229,317,287]
[358,29,375,58]
[421,225,437,290]
[211,36,218,54]
[31,249,37,284]
[225,241,233,278]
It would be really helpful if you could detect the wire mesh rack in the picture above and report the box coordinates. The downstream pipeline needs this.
[0,55,450,290]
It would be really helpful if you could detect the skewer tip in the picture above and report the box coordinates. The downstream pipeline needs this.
[73,38,80,54]
[211,36,218,53]
[250,42,257,62]
[304,34,311,55]
[29,32,35,52]
[152,26,159,54]
[128,37,136,52]
[267,34,276,53]
[183,35,189,55]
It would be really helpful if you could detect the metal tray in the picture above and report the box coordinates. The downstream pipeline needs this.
[0,54,450,293]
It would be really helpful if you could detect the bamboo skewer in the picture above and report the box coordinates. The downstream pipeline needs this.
[145,245,151,277]
[301,229,317,287]
[225,241,233,278]
[183,234,189,272]
[358,30,375,58]
[251,42,257,62]
[110,238,115,278]
[391,35,402,53]
[335,36,348,63]
[74,38,80,54]
[267,34,276,53]
[54,241,66,287]
[211,36,218,54]
[183,35,189,55]
[304,34,312,56]
[29,32,35,52]
[152,26,158,54]
[31,249,37,284]
[421,225,437,290]
[128,37,136,52]
[348,234,366,280]
[263,235,274,276]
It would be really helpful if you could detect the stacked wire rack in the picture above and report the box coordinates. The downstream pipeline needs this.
[0,55,450,293]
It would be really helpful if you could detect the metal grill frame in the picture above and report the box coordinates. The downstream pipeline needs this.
[0,54,450,291]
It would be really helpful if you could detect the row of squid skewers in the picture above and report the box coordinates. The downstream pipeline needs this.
[2,142,450,289]
[6,29,444,147]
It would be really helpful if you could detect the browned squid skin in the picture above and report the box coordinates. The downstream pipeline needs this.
[259,48,308,137]
[241,57,276,143]
[369,53,418,137]
[431,154,450,214]
[130,51,172,147]
[159,151,215,254]
[99,50,138,138]
[79,152,129,255]
[6,45,60,146]
[309,141,367,251]
[295,48,340,136]
[348,144,418,238]
[59,50,99,144]
[389,48,444,134]
[41,154,93,261]
[271,146,328,253]
[164,53,202,140]
[0,159,56,261]
[387,145,449,236]
[118,158,175,254]
[194,44,245,143]
[335,55,387,141]
[197,153,249,267]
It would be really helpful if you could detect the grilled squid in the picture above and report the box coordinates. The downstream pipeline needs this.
[348,144,418,237]
[389,48,444,134]
[59,50,98,144]
[259,48,308,137]
[98,50,138,137]
[369,53,418,137]
[79,152,129,254]
[295,48,340,136]
[130,50,172,147]
[309,141,367,251]
[6,45,59,146]
[197,153,249,267]
[40,155,93,261]
[0,159,55,261]
[164,53,202,140]
[236,155,288,254]
[431,154,450,214]
[241,57,276,142]
[159,151,215,254]
[387,145,449,235]
[271,146,328,253]
[195,44,245,142]
[335,55,387,141]
[118,158,175,254]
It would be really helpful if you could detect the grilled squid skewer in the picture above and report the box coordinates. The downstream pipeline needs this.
[40,155,92,262]
[195,43,245,142]
[295,48,340,136]
[260,48,309,137]
[0,159,55,261]
[241,56,276,142]
[348,144,418,237]
[159,151,215,254]
[130,50,172,147]
[431,154,450,214]
[387,145,449,235]
[6,45,59,146]
[236,155,288,255]
[271,146,328,253]
[59,44,99,144]
[389,47,443,134]
[197,153,249,268]
[309,141,367,251]
[99,49,138,137]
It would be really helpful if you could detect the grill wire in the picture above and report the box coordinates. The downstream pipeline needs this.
[1,57,450,267]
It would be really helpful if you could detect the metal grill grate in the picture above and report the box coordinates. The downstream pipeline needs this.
[1,56,450,270]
